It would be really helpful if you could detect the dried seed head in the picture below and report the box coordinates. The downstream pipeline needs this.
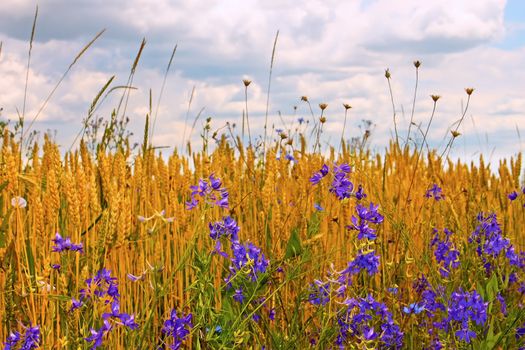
[465,88,474,96]
[431,95,441,102]
[319,103,328,111]
[320,116,327,123]
[301,96,308,102]
[385,69,391,79]
[451,130,461,138]
[414,60,421,68]
[343,103,352,110]
[243,79,251,87]
[280,133,288,140]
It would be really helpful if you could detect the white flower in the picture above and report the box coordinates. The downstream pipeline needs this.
[11,196,27,208]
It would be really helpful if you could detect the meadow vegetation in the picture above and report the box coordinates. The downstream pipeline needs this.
[1,17,525,350]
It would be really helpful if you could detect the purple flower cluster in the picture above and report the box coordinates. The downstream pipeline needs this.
[413,276,489,345]
[336,294,403,349]
[308,280,331,306]
[306,179,384,347]
[310,163,369,203]
[73,269,138,349]
[413,276,446,318]
[52,232,83,253]
[430,228,460,277]
[227,241,269,284]
[329,164,353,200]
[341,250,381,277]
[186,174,229,210]
[209,216,241,257]
[79,268,120,303]
[206,211,271,317]
[209,216,240,241]
[3,324,40,350]
[306,249,381,308]
[161,309,193,350]
[469,213,524,273]
[443,289,488,343]
[425,184,444,201]
[347,203,384,240]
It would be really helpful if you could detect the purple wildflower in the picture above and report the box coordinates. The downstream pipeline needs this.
[308,280,331,306]
[508,191,519,201]
[85,320,112,349]
[269,308,276,321]
[496,293,507,316]
[233,288,245,304]
[340,250,380,276]
[70,298,83,312]
[3,324,41,350]
[51,232,83,253]
[162,309,193,350]
[186,175,229,210]
[208,216,240,242]
[329,165,354,200]
[310,164,329,185]
[446,289,488,343]
[430,228,460,277]
[403,303,425,315]
[118,313,139,330]
[227,241,269,283]
[3,331,21,350]
[355,185,367,200]
[425,184,444,201]
[336,295,403,349]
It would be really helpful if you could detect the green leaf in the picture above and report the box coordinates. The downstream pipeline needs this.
[0,180,9,192]
[0,208,13,248]
[486,273,499,314]
[285,228,303,259]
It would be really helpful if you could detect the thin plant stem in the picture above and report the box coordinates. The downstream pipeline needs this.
[23,29,105,139]
[406,66,419,149]
[262,30,279,170]
[405,98,439,207]
[441,94,472,160]
[339,106,351,154]
[385,70,399,145]
[20,5,38,157]
[151,44,177,144]
[245,85,252,146]
[181,86,196,151]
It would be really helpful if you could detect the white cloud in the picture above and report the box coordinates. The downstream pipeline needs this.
[0,0,523,164]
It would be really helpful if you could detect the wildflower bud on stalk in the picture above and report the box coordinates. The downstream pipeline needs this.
[414,60,421,68]
[319,103,328,111]
[465,87,474,96]
[243,79,251,87]
[343,103,352,110]
[286,139,293,146]
[451,130,461,138]
[320,116,327,124]
[385,69,391,79]
[431,95,441,102]
[280,133,288,140]
[301,96,308,102]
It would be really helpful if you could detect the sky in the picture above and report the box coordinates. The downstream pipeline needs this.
[0,0,524,164]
